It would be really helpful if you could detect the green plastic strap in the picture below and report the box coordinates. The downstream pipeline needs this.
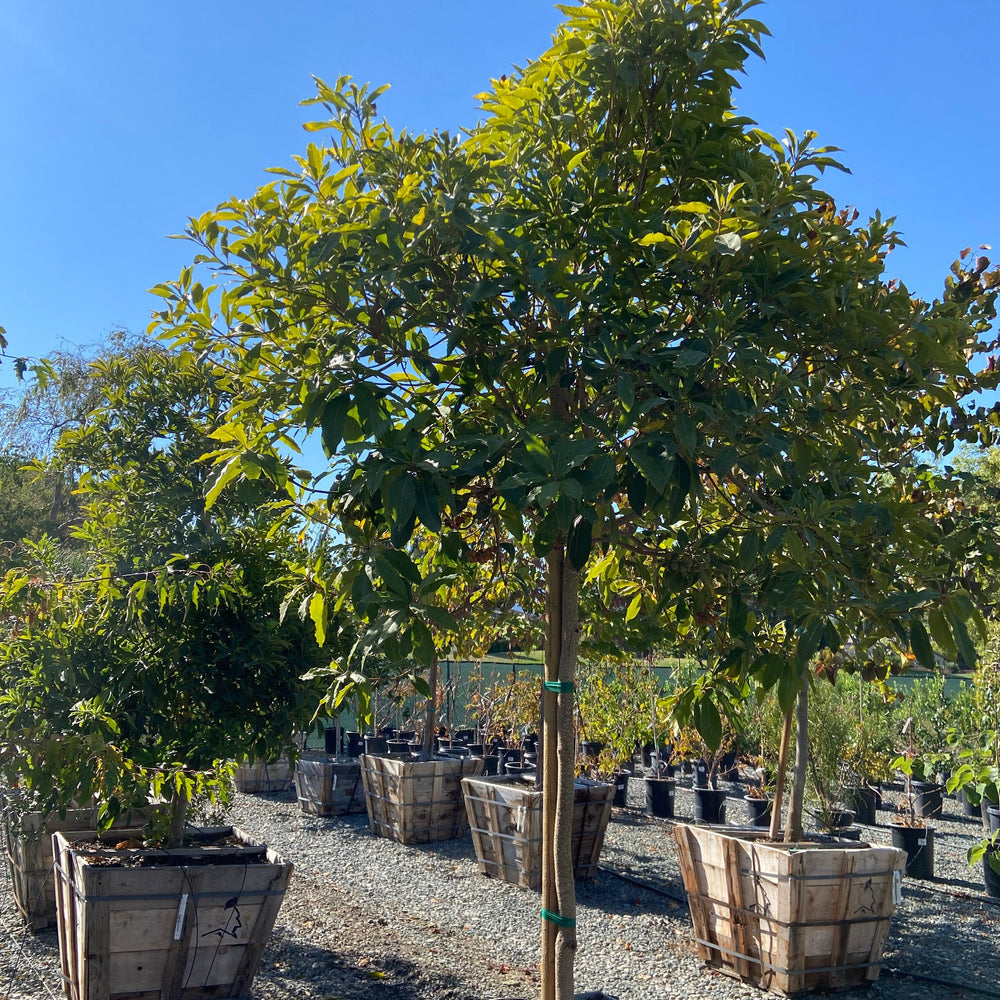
[541,908,577,928]
[543,681,575,693]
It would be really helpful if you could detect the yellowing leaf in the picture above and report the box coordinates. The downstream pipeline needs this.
[637,233,669,246]
[625,592,643,622]
[308,592,327,647]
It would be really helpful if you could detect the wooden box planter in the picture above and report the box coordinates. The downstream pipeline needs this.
[294,752,366,816]
[360,754,483,844]
[233,758,292,794]
[673,825,905,996]
[2,805,158,932]
[53,826,291,1000]
[461,774,614,890]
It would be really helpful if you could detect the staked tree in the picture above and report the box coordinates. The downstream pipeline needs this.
[154,1,1000,994]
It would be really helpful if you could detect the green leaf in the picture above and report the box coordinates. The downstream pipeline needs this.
[909,619,934,671]
[777,670,801,714]
[380,548,422,586]
[796,616,824,666]
[927,606,957,661]
[714,232,742,256]
[567,515,593,571]
[674,413,698,453]
[320,395,351,455]
[625,592,643,622]
[532,508,560,558]
[693,698,722,752]
[410,620,435,666]
[204,455,242,509]
[637,232,669,246]
[738,530,759,570]
[948,612,978,670]
[419,605,459,632]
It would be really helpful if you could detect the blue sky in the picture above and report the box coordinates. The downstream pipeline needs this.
[2,0,998,388]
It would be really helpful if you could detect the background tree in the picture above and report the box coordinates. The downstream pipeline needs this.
[0,348,326,844]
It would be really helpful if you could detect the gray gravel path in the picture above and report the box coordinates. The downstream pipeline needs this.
[1,768,997,1000]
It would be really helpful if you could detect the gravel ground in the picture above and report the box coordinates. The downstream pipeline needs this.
[1,767,998,1000]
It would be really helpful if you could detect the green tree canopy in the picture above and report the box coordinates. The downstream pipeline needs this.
[152,1,1000,993]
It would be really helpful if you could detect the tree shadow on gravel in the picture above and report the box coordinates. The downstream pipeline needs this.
[258,927,485,1000]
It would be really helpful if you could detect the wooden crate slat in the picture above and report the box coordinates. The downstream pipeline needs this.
[294,755,366,816]
[360,756,483,845]
[53,828,291,1000]
[233,759,292,794]
[673,825,905,995]
[462,776,613,891]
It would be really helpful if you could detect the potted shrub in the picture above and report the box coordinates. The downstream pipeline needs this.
[946,656,1000,891]
[0,351,324,997]
[890,751,937,879]
[805,678,859,835]
[671,720,736,824]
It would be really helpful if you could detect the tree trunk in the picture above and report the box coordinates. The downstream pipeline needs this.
[541,547,580,1000]
[167,782,189,849]
[422,656,439,760]
[784,681,809,843]
[768,705,794,840]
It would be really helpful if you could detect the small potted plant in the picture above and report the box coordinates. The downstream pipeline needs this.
[890,742,937,879]
[744,766,774,828]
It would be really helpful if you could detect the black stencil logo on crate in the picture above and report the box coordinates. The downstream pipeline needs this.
[853,878,878,915]
[202,896,243,939]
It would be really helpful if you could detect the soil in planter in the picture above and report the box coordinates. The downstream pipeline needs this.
[69,830,269,868]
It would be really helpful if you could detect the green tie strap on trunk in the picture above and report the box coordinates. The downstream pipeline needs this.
[543,681,575,693]
[541,908,576,928]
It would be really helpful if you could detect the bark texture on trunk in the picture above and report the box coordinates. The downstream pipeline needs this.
[784,682,809,843]
[769,705,794,841]
[541,548,580,1000]
[421,657,439,761]
[167,783,189,849]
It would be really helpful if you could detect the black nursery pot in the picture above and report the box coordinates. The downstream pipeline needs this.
[987,804,1000,835]
[910,780,943,819]
[891,823,934,880]
[984,851,1000,898]
[324,726,340,755]
[960,789,981,818]
[645,777,676,818]
[844,786,878,826]
[345,731,364,757]
[363,734,388,756]
[747,797,772,828]
[612,771,632,808]
[693,787,727,824]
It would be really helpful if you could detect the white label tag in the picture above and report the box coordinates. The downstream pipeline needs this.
[892,870,903,904]
[918,838,927,846]
[331,774,338,790]
[174,894,189,940]
[668,789,675,798]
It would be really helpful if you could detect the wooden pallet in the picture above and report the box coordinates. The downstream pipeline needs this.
[462,775,614,890]
[673,825,905,995]
[294,754,366,816]
[53,826,292,1000]
[359,755,483,844]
